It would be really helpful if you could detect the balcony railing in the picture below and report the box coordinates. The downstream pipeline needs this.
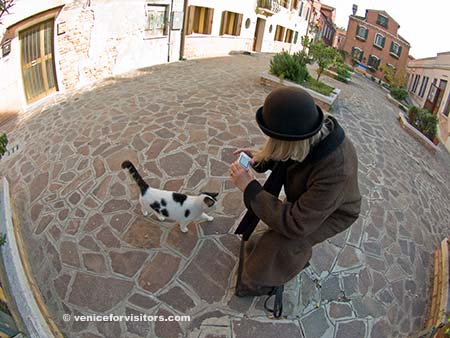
[256,0,281,15]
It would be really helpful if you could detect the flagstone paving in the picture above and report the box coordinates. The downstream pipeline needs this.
[1,54,450,338]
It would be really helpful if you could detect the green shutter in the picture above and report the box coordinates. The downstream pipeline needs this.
[351,47,355,57]
[376,58,381,68]
[355,25,360,38]
[364,28,368,40]
[359,51,364,61]
[390,42,394,53]
[398,45,402,57]
[381,36,385,47]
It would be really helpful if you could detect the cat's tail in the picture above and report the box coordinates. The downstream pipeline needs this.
[121,160,149,195]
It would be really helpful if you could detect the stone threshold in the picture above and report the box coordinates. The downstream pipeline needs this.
[260,72,340,112]
[0,177,64,338]
[398,112,439,153]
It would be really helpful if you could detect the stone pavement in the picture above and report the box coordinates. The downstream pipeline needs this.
[1,54,450,338]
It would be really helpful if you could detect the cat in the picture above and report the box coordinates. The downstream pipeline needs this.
[121,160,217,233]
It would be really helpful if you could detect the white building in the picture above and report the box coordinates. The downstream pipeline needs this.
[407,52,450,148]
[0,0,313,114]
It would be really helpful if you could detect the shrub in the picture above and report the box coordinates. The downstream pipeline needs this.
[390,87,408,101]
[0,133,8,157]
[335,75,349,83]
[336,64,351,79]
[407,106,438,141]
[270,52,309,83]
[293,50,313,68]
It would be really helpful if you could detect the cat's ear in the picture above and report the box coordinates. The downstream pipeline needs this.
[201,192,218,200]
[203,196,216,207]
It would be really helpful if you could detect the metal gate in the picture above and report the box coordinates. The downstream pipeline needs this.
[19,20,58,103]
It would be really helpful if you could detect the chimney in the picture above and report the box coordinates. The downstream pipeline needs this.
[352,4,358,15]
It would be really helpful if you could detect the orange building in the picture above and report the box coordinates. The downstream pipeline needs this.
[341,8,410,80]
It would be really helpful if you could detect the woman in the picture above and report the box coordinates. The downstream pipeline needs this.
[229,86,361,301]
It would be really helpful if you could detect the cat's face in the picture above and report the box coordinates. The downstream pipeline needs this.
[200,192,218,210]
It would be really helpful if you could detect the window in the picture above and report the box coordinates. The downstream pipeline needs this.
[373,33,385,49]
[368,55,380,69]
[186,6,214,35]
[220,11,243,36]
[299,1,304,17]
[280,0,288,8]
[285,29,294,43]
[291,0,299,10]
[305,8,310,21]
[274,25,285,41]
[356,25,368,40]
[376,14,389,28]
[351,47,363,61]
[413,75,421,93]
[146,4,169,36]
[293,31,299,44]
[418,76,429,98]
[390,42,402,58]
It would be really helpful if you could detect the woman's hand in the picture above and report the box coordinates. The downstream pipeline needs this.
[229,161,254,192]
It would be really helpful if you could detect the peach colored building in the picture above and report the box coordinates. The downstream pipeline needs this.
[407,52,450,148]
[341,8,410,81]
[333,27,346,50]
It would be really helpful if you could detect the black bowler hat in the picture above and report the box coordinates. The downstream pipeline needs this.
[256,87,324,141]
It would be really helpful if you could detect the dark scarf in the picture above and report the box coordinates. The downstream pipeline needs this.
[234,116,345,241]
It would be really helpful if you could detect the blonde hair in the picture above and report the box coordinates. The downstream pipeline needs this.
[253,115,332,163]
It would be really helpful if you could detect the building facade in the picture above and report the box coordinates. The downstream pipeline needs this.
[407,52,450,147]
[0,0,320,114]
[318,4,335,46]
[341,9,410,81]
[333,27,346,50]
[184,0,311,59]
[0,0,184,113]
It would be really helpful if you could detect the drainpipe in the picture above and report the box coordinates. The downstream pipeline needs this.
[167,0,174,62]
[179,0,188,60]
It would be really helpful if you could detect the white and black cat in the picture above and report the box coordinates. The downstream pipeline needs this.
[122,160,217,233]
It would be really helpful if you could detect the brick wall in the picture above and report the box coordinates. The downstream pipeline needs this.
[56,5,96,90]
[342,16,410,80]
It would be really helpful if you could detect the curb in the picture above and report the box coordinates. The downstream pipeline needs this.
[0,177,61,338]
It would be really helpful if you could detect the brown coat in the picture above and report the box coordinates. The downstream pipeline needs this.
[242,118,361,286]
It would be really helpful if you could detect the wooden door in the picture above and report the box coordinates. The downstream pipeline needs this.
[20,20,58,103]
[253,18,265,52]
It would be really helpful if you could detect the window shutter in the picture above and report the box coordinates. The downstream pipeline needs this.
[390,42,394,53]
[235,13,243,36]
[398,45,402,57]
[359,51,363,61]
[220,11,228,35]
[351,47,356,57]
[381,36,385,47]
[364,28,368,40]
[186,6,195,35]
[206,8,214,34]
[163,7,169,36]
[299,2,303,16]
[356,25,360,37]
[376,58,381,68]
[294,31,298,44]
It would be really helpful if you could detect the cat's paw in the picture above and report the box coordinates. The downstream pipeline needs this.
[142,210,149,217]
[158,216,166,222]
[206,215,214,222]
[180,226,189,233]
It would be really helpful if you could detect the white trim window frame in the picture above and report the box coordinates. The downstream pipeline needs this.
[374,33,384,49]
[356,25,368,40]
[368,54,380,68]
[390,42,401,58]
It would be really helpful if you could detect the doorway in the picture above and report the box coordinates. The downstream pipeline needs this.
[20,20,58,103]
[253,17,266,52]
